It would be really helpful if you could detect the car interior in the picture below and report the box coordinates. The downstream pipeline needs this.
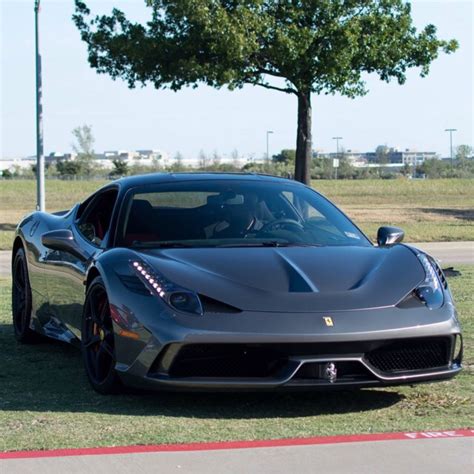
[118,188,358,247]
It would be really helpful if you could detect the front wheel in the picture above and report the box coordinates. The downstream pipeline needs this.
[81,277,121,394]
[12,248,39,343]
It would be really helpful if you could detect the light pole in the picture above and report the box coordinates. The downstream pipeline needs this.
[266,130,274,162]
[35,0,45,211]
[332,136,343,179]
[445,128,457,166]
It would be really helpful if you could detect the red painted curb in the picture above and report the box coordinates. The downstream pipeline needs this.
[1,429,473,460]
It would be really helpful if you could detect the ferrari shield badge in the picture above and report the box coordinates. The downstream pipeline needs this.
[323,316,334,327]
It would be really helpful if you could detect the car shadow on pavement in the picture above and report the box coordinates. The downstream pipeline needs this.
[0,323,403,419]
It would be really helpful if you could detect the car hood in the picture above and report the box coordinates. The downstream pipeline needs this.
[138,245,425,312]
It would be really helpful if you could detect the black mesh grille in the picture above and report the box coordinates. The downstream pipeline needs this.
[153,338,452,380]
[167,345,286,378]
[365,338,450,373]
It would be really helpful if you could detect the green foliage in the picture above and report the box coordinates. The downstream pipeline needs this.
[110,159,129,177]
[72,124,95,176]
[56,160,84,178]
[272,149,295,165]
[418,158,474,179]
[74,1,457,96]
[376,145,389,164]
[456,145,473,162]
[1,169,12,179]
[73,1,458,183]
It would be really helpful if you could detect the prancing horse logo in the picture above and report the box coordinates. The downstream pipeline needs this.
[323,316,334,327]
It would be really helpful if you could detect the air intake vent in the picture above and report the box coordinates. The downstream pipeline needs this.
[199,295,242,314]
[365,338,450,373]
[435,264,448,290]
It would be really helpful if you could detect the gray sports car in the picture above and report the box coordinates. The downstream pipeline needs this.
[12,173,462,393]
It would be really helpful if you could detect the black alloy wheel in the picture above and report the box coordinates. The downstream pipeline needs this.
[12,248,38,343]
[82,276,121,394]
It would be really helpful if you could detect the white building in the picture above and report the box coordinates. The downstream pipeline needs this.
[0,157,36,172]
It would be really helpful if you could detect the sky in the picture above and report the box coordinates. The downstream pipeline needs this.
[0,0,473,160]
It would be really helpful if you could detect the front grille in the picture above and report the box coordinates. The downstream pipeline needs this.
[365,338,450,373]
[151,337,452,380]
[167,345,287,378]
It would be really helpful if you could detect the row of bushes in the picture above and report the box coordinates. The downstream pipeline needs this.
[2,156,474,180]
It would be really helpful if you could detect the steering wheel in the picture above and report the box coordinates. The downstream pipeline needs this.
[258,218,304,234]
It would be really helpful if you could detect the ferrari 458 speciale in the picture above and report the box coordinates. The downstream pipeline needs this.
[12,173,462,393]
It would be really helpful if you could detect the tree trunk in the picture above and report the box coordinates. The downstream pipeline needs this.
[294,90,312,184]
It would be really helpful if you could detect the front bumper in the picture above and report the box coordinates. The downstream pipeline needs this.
[112,298,463,391]
[116,334,463,391]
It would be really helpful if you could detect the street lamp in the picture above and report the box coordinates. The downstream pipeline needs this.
[445,128,457,166]
[332,136,343,179]
[35,0,45,211]
[266,130,274,162]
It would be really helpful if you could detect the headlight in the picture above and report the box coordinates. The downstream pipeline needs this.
[414,253,444,309]
[131,260,203,316]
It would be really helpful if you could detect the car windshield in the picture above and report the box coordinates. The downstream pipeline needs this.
[117,180,371,248]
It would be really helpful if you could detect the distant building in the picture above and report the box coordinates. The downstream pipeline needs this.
[0,156,35,172]
[365,149,438,165]
[45,152,76,164]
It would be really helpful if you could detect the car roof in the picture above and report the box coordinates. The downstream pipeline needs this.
[115,172,301,191]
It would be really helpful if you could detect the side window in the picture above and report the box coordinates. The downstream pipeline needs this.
[77,189,118,246]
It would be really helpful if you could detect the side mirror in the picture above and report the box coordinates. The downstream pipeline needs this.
[377,226,405,246]
[42,229,89,261]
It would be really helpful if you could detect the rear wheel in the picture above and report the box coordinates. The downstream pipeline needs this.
[12,248,38,343]
[81,277,121,394]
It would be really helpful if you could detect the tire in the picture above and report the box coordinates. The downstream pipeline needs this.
[81,276,121,394]
[12,248,39,343]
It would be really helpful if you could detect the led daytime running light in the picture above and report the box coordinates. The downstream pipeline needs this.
[415,253,444,309]
[131,260,202,314]
[417,253,440,291]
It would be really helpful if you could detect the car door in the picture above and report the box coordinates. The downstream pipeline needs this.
[46,187,119,339]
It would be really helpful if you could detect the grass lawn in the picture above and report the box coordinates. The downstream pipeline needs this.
[0,178,473,250]
[0,266,472,452]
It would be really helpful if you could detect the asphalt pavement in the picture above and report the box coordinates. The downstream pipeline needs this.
[1,241,473,278]
[2,436,473,474]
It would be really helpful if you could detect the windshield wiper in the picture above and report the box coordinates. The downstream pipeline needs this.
[131,241,194,249]
[217,241,321,248]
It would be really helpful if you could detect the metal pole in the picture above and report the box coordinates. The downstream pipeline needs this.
[266,131,273,161]
[445,128,457,167]
[35,0,45,211]
[332,136,342,180]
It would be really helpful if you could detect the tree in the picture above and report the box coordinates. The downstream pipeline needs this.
[212,150,222,167]
[273,149,296,165]
[72,124,95,175]
[56,159,84,178]
[231,149,241,168]
[456,145,473,162]
[375,145,390,164]
[2,169,13,179]
[198,150,209,170]
[110,159,129,176]
[74,0,457,184]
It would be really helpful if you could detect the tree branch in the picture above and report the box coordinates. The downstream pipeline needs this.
[251,82,298,95]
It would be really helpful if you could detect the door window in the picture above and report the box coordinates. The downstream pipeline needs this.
[77,189,118,246]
